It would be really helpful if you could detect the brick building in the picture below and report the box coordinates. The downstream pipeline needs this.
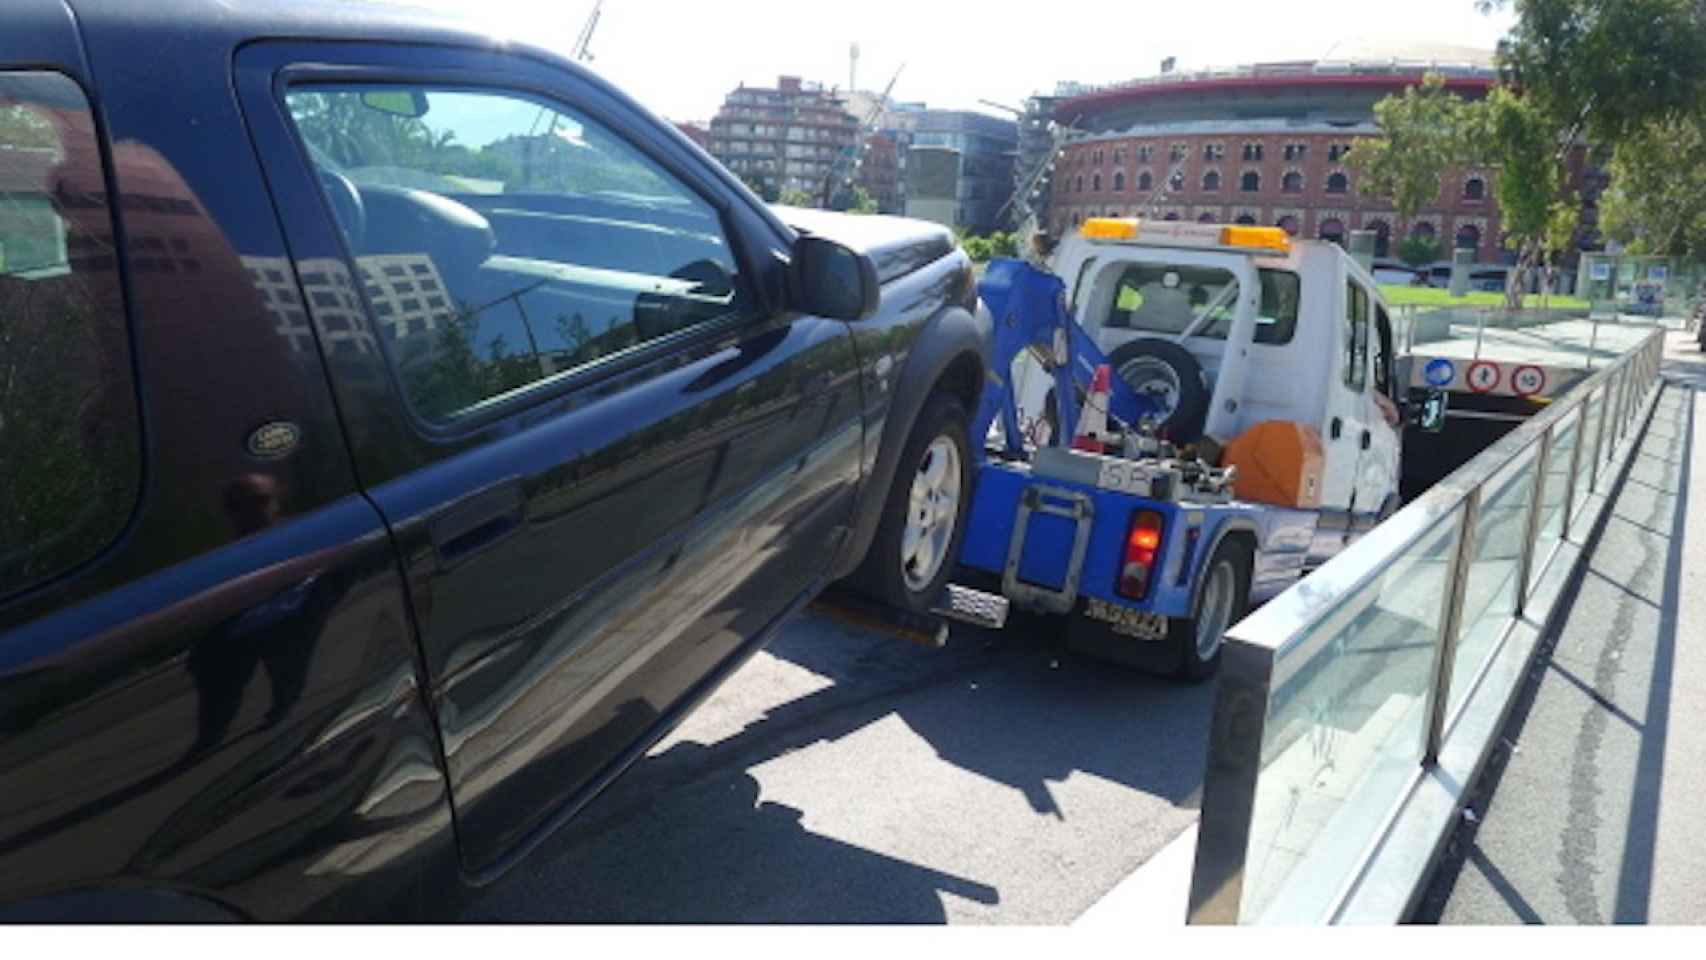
[855,131,903,213]
[1043,46,1600,267]
[707,76,860,199]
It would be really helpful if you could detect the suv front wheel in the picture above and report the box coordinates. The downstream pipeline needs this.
[855,393,974,613]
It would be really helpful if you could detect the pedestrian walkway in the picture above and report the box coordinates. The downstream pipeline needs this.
[1416,332,1706,923]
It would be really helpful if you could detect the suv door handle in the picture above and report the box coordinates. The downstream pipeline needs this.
[1330,417,1343,440]
[1360,429,1372,450]
[431,479,526,569]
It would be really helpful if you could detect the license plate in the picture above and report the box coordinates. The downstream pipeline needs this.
[1084,597,1168,641]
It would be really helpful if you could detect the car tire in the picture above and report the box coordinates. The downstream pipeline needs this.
[1169,537,1252,683]
[1105,338,1210,444]
[854,393,974,613]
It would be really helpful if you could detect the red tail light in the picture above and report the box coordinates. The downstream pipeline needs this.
[1118,510,1165,600]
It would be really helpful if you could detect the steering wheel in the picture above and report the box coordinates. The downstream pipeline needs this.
[316,169,366,249]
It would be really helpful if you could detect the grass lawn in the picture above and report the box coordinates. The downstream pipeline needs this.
[1379,285,1591,310]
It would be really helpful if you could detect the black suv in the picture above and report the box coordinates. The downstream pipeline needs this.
[0,0,989,920]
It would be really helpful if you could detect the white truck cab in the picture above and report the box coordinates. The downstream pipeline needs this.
[1014,218,1407,544]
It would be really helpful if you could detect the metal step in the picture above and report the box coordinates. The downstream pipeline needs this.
[931,583,1010,630]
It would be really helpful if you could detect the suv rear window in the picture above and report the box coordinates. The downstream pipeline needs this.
[1105,264,1300,344]
[0,72,140,599]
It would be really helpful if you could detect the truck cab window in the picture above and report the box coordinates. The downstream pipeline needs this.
[1374,304,1395,398]
[1343,281,1369,391]
[1104,263,1299,344]
[283,84,751,422]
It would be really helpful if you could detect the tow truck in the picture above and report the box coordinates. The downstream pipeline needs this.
[918,217,1446,680]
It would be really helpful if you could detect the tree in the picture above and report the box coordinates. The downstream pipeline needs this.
[738,173,780,203]
[829,185,879,214]
[1347,73,1475,223]
[1473,0,1706,304]
[1399,234,1443,270]
[778,188,816,208]
[1482,0,1706,148]
[1598,116,1706,262]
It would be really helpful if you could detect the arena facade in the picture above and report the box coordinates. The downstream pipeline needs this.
[1044,44,1577,268]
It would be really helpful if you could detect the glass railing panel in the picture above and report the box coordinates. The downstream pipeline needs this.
[1238,508,1462,922]
[1576,386,1605,500]
[1531,410,1580,593]
[1446,445,1538,719]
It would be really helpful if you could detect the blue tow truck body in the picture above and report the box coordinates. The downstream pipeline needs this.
[949,257,1316,649]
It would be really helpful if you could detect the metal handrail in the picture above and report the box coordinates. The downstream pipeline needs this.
[1187,327,1668,924]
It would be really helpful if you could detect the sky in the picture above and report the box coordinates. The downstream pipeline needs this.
[398,0,1518,125]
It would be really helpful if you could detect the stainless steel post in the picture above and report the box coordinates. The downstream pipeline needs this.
[1187,638,1277,925]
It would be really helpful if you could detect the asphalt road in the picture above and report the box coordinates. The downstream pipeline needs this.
[1416,333,1706,924]
[459,611,1211,923]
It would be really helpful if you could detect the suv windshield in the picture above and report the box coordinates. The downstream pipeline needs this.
[1105,264,1300,344]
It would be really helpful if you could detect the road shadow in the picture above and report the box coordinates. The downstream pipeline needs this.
[1412,380,1692,923]
[462,606,1212,921]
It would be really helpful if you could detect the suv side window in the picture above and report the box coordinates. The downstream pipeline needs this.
[1343,280,1369,392]
[0,72,140,600]
[283,84,752,423]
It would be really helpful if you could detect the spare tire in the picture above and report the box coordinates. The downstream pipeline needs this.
[1105,338,1210,444]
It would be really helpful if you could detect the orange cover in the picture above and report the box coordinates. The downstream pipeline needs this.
[1222,421,1325,509]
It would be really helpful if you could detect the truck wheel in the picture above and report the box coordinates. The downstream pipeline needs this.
[1105,338,1209,444]
[855,393,973,613]
[1170,538,1252,683]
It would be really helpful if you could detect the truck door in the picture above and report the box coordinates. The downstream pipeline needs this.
[236,42,863,875]
[1318,278,1373,531]
[1358,302,1403,519]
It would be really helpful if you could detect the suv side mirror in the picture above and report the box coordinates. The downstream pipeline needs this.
[788,234,880,321]
[1407,388,1448,433]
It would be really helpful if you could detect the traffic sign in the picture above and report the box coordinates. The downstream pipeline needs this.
[1466,360,1500,394]
[1424,357,1456,388]
[1511,364,1547,398]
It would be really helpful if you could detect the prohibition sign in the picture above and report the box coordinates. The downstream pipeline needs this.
[1511,364,1547,398]
[1466,360,1501,394]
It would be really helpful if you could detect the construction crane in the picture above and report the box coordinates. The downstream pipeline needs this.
[818,62,904,209]
[571,0,601,62]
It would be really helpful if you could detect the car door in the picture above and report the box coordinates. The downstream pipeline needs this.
[236,42,864,875]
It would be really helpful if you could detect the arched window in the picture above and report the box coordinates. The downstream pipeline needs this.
[1412,221,1436,240]
[1366,219,1392,258]
[1075,175,1083,193]
[1456,223,1481,251]
[1277,215,1300,236]
[1326,171,1349,194]
[1241,170,1261,192]
[1114,171,1125,192]
[1091,174,1100,192]
[1137,170,1153,191]
[1198,211,1217,223]
[1071,212,1081,226]
[1464,177,1486,201]
[1235,213,1257,226]
[1281,171,1303,193]
[1164,211,1181,221]
[1202,170,1221,192]
[1169,171,1184,192]
[1319,218,1346,245]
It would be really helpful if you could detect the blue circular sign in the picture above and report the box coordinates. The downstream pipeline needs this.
[1424,357,1456,387]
